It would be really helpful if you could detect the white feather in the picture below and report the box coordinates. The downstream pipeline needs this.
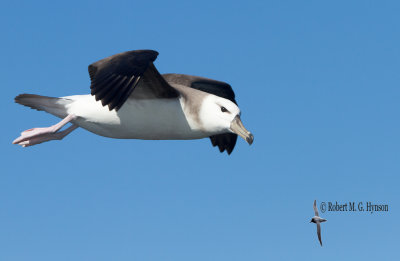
[63,95,209,140]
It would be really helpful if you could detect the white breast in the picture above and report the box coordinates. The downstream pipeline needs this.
[63,95,207,140]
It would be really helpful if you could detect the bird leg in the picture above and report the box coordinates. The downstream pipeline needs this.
[13,114,78,147]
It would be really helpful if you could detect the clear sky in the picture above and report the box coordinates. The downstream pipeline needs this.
[1,0,399,260]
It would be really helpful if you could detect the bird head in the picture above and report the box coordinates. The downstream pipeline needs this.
[199,95,254,144]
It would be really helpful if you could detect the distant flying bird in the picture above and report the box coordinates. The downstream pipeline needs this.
[13,50,253,154]
[310,200,327,246]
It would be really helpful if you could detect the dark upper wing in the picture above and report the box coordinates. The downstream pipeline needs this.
[313,200,319,216]
[317,223,322,246]
[209,133,238,155]
[162,73,237,104]
[163,73,238,155]
[89,50,178,111]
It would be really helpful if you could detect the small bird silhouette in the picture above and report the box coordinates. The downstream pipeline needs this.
[310,200,327,246]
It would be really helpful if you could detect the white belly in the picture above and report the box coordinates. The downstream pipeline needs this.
[64,95,207,140]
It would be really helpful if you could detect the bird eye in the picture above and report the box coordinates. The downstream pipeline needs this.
[220,106,228,113]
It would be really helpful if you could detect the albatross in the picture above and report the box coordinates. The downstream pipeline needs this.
[310,200,327,246]
[12,49,253,154]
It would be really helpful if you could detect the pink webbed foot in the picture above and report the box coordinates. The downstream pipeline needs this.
[13,114,78,147]
[14,127,59,145]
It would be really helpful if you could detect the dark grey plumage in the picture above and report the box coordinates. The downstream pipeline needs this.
[311,200,327,246]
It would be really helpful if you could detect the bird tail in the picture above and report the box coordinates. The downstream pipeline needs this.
[15,94,72,118]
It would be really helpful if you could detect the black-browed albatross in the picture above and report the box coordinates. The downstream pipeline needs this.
[13,50,253,154]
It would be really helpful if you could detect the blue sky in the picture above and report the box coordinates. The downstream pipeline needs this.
[1,0,399,260]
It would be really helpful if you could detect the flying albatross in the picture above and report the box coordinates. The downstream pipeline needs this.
[12,49,253,154]
[310,200,327,246]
